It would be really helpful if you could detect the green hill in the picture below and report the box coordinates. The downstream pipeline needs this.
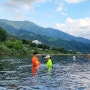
[0,19,90,52]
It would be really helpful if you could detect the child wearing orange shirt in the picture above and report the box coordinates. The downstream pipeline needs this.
[32,52,41,66]
[32,52,41,77]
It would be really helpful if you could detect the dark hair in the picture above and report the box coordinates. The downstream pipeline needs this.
[33,51,38,55]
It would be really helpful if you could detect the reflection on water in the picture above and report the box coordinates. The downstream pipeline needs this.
[32,65,39,77]
[46,66,52,75]
[0,56,90,90]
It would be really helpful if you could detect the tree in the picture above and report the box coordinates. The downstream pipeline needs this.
[13,40,23,50]
[5,40,14,48]
[22,39,31,46]
[0,27,7,42]
[5,40,23,50]
[38,44,50,50]
[30,43,37,47]
[59,48,67,53]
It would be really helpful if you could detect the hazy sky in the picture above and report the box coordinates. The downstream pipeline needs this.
[0,0,90,39]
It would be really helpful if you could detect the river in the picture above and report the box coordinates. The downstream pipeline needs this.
[0,55,90,90]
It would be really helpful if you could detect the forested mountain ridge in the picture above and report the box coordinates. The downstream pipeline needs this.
[0,19,90,44]
[0,19,90,52]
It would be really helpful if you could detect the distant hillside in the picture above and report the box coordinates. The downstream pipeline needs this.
[0,19,90,52]
[5,28,90,52]
[0,19,90,44]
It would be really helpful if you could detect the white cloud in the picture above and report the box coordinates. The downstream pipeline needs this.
[0,0,51,12]
[61,12,68,16]
[0,0,51,21]
[11,13,26,20]
[56,6,63,12]
[56,0,86,17]
[55,17,90,39]
[1,0,52,15]
[64,0,85,3]
[22,5,31,10]
[56,3,68,16]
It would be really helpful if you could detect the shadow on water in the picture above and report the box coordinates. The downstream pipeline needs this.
[0,55,90,90]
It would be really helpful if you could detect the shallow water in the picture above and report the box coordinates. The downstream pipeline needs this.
[0,55,90,90]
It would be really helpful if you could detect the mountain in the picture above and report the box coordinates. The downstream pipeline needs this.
[9,29,90,52]
[0,19,90,52]
[0,19,90,44]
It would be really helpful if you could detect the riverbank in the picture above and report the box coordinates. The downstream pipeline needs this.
[0,52,87,58]
[0,44,76,57]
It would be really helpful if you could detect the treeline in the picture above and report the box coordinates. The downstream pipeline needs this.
[0,27,76,56]
[0,27,7,42]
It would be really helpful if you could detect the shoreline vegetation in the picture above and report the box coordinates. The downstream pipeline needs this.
[0,37,78,57]
[1,26,89,58]
[0,53,90,60]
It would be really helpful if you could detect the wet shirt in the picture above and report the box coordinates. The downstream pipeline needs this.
[32,56,41,66]
[46,59,52,74]
[32,65,39,77]
[46,59,52,68]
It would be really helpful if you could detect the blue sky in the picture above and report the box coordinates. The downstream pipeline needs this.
[0,0,90,39]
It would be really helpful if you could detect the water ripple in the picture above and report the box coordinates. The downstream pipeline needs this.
[0,56,90,90]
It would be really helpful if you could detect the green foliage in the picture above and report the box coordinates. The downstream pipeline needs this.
[52,47,69,54]
[5,40,14,48]
[0,26,77,56]
[38,44,50,50]
[5,40,23,50]
[0,27,7,42]
[22,39,31,45]
[59,48,68,53]
[13,40,23,50]
[1,19,90,53]
[30,43,37,47]
[0,44,10,54]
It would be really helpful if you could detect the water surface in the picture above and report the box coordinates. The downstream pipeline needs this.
[0,55,90,90]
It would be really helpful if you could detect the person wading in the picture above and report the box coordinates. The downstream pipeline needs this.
[45,55,53,74]
[32,52,41,77]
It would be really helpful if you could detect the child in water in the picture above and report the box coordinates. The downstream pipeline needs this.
[45,55,53,74]
[32,52,41,77]
[32,51,41,66]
